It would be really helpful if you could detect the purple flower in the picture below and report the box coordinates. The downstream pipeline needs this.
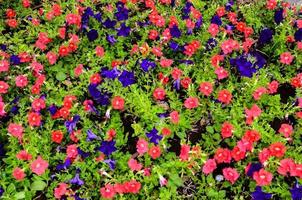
[65,115,80,133]
[94,13,102,22]
[246,163,262,177]
[173,79,181,90]
[86,129,98,141]
[274,9,284,25]
[225,0,234,11]
[259,28,273,44]
[0,44,7,51]
[115,6,128,21]
[206,38,218,51]
[118,70,136,87]
[179,60,194,65]
[251,187,272,200]
[211,15,222,26]
[195,17,203,29]
[117,23,131,37]
[56,158,71,171]
[146,128,163,145]
[88,84,112,105]
[48,105,58,116]
[10,55,21,65]
[106,35,117,45]
[157,112,170,118]
[103,18,117,29]
[0,186,3,197]
[87,29,98,42]
[99,141,117,156]
[170,25,181,38]
[291,182,302,200]
[77,147,90,158]
[169,41,180,51]
[0,144,5,158]
[101,67,121,79]
[70,173,84,186]
[104,159,116,170]
[141,59,156,72]
[295,29,302,42]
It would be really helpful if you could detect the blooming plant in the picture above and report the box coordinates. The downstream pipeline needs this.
[1,0,302,199]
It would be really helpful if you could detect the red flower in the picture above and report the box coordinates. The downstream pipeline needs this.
[148,146,161,159]
[58,46,70,57]
[0,60,9,72]
[179,144,190,161]
[184,97,199,109]
[231,146,246,161]
[16,150,32,161]
[258,148,271,163]
[269,142,286,158]
[243,130,261,143]
[136,138,148,155]
[66,13,81,26]
[6,9,16,18]
[114,183,126,194]
[181,77,191,89]
[280,52,294,65]
[171,68,183,80]
[100,184,116,199]
[51,130,64,144]
[59,107,70,119]
[148,30,158,40]
[112,96,125,110]
[277,158,296,176]
[66,144,78,159]
[208,24,219,37]
[221,39,239,54]
[106,129,116,141]
[237,139,253,152]
[236,22,246,32]
[223,167,240,184]
[28,112,41,127]
[266,0,277,10]
[202,159,217,174]
[214,148,232,163]
[8,123,23,139]
[124,180,141,194]
[216,6,225,17]
[199,82,213,96]
[30,156,48,175]
[13,167,26,181]
[218,89,232,104]
[278,123,293,138]
[245,104,262,125]
[211,54,224,68]
[153,88,166,100]
[161,127,171,136]
[160,59,173,68]
[0,81,9,94]
[128,158,142,171]
[6,19,18,28]
[54,183,68,199]
[253,169,273,186]
[221,122,233,139]
[74,64,84,77]
[170,111,179,124]
[90,73,102,84]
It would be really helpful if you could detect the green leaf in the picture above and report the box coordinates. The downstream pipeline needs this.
[31,180,47,191]
[14,192,25,199]
[56,72,66,81]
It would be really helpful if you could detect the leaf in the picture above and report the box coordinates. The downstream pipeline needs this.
[31,180,47,191]
[14,192,25,199]
[56,72,66,81]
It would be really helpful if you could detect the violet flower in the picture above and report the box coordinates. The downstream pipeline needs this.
[251,187,272,200]
[99,141,117,156]
[146,128,163,145]
[70,173,84,186]
[65,115,80,133]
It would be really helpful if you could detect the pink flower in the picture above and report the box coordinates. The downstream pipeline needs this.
[258,148,271,164]
[199,82,213,96]
[16,150,32,160]
[267,80,279,94]
[170,111,180,124]
[46,51,57,65]
[184,97,199,109]
[278,123,293,138]
[245,104,262,125]
[214,148,232,163]
[280,52,294,65]
[148,146,161,159]
[96,46,105,57]
[66,144,78,159]
[253,169,273,186]
[277,158,296,176]
[215,67,229,80]
[0,60,9,72]
[179,144,190,161]
[128,158,142,171]
[223,167,240,184]
[54,183,68,199]
[12,167,26,180]
[159,175,168,186]
[218,89,232,104]
[253,87,267,100]
[66,13,81,26]
[221,39,239,54]
[208,23,219,37]
[30,156,48,175]
[15,75,28,88]
[160,59,173,68]
[0,102,5,116]
[0,81,9,94]
[74,64,84,77]
[100,184,116,199]
[8,123,23,139]
[221,122,234,139]
[136,139,148,155]
[202,159,217,174]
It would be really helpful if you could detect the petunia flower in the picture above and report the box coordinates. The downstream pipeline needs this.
[70,173,84,186]
[251,186,272,200]
[103,19,117,29]
[30,156,48,175]
[294,29,302,42]
[106,35,117,45]
[87,29,98,42]
[274,9,284,24]
[146,128,163,145]
[118,70,136,87]
[86,129,98,141]
[170,25,181,38]
[291,182,302,200]
[259,28,273,44]
[99,141,117,156]
[141,59,156,72]
[65,115,80,133]
[56,158,71,171]
[104,159,116,170]
[117,23,131,37]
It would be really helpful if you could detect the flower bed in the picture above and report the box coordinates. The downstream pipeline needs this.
[0,0,302,199]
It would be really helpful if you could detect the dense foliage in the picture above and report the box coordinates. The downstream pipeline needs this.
[1,0,302,199]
